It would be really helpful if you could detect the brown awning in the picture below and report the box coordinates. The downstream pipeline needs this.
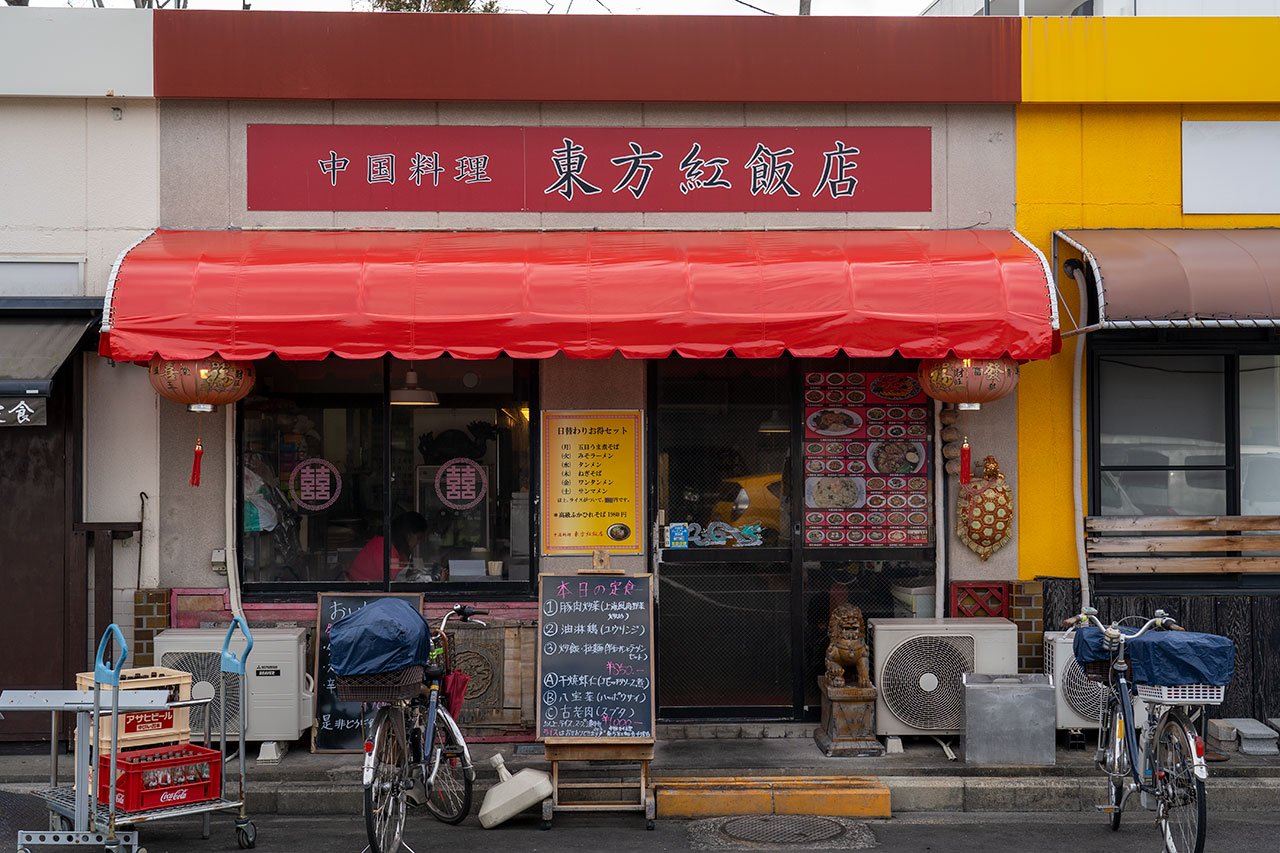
[1054,229,1280,331]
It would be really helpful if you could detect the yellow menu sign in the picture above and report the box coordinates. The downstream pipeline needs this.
[541,410,643,555]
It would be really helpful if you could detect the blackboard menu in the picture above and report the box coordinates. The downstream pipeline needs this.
[537,574,654,740]
[312,592,423,753]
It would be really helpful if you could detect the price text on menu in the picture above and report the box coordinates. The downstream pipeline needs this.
[540,409,644,555]
[537,573,654,740]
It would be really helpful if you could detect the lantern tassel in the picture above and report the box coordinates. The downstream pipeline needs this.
[960,438,971,486]
[190,438,203,487]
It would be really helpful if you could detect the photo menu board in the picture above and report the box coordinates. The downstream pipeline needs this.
[802,371,932,546]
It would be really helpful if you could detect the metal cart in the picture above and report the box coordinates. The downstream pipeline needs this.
[1,619,257,852]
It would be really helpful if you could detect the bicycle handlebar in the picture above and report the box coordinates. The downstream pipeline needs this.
[438,604,489,633]
[1062,609,1183,638]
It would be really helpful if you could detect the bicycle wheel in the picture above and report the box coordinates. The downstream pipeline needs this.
[1101,694,1128,831]
[424,706,474,824]
[364,708,409,853]
[1155,709,1206,853]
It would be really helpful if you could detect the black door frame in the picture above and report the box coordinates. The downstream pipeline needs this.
[648,356,935,721]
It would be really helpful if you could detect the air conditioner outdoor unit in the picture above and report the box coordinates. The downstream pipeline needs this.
[1043,631,1146,731]
[154,627,314,745]
[869,617,1017,736]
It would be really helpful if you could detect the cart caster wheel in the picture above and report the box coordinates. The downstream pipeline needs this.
[646,820,655,831]
[237,821,257,849]
[541,820,551,831]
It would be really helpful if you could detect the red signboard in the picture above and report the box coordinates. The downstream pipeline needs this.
[247,125,931,213]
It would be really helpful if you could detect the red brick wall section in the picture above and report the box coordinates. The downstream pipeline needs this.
[1009,580,1045,674]
[132,589,171,668]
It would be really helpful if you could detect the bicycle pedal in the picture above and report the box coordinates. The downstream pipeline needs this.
[1095,805,1120,813]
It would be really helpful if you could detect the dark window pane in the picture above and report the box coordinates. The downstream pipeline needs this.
[657,562,791,710]
[1240,356,1280,515]
[1099,470,1226,516]
[241,357,383,583]
[656,360,791,548]
[1098,355,1225,467]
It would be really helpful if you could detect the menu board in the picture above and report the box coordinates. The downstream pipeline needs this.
[537,573,654,741]
[541,410,644,555]
[802,371,932,546]
[312,592,423,753]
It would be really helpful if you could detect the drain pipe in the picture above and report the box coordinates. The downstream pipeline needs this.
[224,405,247,623]
[1066,260,1091,610]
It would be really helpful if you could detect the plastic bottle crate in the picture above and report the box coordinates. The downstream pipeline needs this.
[74,666,192,751]
[98,743,221,813]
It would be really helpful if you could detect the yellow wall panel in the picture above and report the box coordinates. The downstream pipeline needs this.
[1024,17,1280,104]
[1081,106,1181,207]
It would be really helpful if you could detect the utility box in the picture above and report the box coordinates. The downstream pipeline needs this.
[962,673,1055,766]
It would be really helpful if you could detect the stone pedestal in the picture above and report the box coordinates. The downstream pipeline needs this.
[814,676,885,757]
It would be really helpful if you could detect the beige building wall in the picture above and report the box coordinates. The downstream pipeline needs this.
[155,99,1022,585]
[0,88,160,636]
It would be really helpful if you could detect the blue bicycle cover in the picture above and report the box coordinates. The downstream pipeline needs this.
[1073,626,1235,686]
[330,598,433,676]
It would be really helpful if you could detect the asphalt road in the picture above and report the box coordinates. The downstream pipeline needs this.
[56,809,1280,853]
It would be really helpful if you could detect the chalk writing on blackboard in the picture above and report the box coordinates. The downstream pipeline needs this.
[312,592,422,753]
[537,574,654,740]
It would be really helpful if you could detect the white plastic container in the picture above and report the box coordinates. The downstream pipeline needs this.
[478,753,554,829]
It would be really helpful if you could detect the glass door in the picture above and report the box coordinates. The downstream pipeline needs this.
[653,359,794,716]
[653,356,937,720]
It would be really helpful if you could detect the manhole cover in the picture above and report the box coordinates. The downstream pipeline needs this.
[722,815,847,845]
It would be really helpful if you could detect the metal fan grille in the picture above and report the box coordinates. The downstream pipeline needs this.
[880,634,974,731]
[159,651,241,736]
[1044,636,1107,723]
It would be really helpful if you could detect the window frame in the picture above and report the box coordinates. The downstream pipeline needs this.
[236,355,539,601]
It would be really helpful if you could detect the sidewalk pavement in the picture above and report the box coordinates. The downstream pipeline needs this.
[2,723,1277,817]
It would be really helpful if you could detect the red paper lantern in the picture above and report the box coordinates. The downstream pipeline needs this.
[149,355,256,413]
[148,356,256,486]
[917,356,1019,410]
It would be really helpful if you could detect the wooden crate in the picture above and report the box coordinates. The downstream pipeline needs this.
[75,666,192,752]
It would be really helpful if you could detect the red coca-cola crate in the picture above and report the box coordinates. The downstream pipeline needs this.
[97,743,221,813]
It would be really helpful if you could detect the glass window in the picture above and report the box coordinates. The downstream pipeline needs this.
[1240,355,1280,516]
[655,359,791,548]
[1096,354,1227,516]
[240,356,533,590]
[1098,355,1226,467]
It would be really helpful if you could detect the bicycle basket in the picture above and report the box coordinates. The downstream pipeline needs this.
[335,665,424,702]
[1083,660,1115,683]
[1135,683,1226,705]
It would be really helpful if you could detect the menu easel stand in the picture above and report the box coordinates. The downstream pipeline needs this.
[540,737,655,830]
[538,560,656,830]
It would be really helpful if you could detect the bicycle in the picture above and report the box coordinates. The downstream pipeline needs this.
[1063,607,1233,853]
[336,603,487,853]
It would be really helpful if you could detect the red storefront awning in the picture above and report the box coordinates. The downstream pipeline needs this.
[100,229,1058,362]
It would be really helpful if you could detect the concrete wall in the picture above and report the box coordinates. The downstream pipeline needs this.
[0,9,153,99]
[158,100,1016,232]
[0,97,157,295]
[0,89,159,627]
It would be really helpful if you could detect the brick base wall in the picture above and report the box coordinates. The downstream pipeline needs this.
[132,589,171,667]
[1010,579,1045,674]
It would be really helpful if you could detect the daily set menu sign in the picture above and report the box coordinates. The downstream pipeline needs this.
[540,410,643,555]
[537,573,654,741]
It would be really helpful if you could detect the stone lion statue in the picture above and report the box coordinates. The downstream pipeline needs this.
[824,604,872,689]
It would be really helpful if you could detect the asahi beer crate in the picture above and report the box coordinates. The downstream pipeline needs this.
[97,743,221,813]
[74,666,192,751]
